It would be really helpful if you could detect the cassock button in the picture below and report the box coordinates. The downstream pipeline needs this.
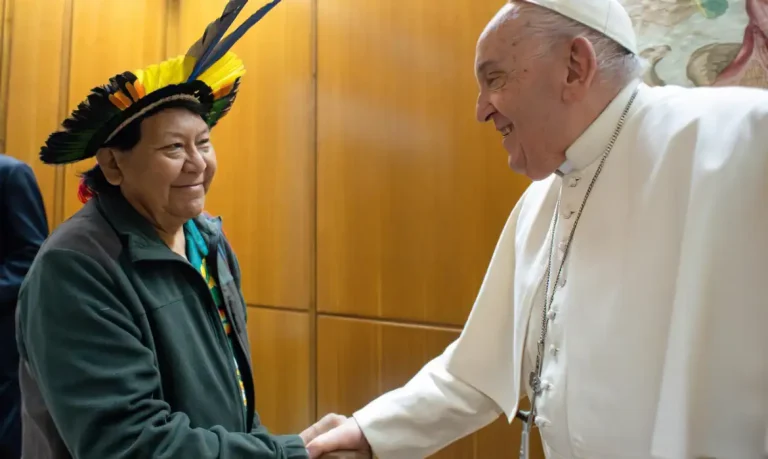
[562,208,574,219]
[568,176,581,188]
[558,277,566,287]
[558,241,568,252]
[550,344,559,356]
[547,309,557,321]
[535,416,551,428]
[572,435,585,450]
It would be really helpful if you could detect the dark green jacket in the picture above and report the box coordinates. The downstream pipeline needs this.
[15,190,308,459]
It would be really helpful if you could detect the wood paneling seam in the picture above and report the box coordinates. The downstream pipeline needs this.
[54,0,75,227]
[246,303,308,313]
[308,0,319,423]
[164,0,179,59]
[246,303,311,316]
[317,311,464,333]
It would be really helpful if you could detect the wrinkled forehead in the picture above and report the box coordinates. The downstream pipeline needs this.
[475,3,525,73]
[135,108,210,144]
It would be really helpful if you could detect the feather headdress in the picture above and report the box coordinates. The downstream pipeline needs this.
[40,0,282,165]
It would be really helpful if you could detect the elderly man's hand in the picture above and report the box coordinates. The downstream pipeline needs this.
[306,417,371,459]
[299,413,349,446]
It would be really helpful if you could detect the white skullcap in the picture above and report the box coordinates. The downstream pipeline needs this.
[523,0,638,54]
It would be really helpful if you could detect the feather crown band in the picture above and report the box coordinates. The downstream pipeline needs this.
[40,0,282,165]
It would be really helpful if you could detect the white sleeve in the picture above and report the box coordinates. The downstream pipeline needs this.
[352,342,502,459]
[351,189,535,459]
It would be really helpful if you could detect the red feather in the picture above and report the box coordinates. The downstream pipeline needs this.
[77,176,94,203]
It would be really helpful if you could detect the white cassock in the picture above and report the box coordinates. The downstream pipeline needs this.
[352,79,768,459]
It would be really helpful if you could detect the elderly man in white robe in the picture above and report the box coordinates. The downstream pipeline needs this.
[303,0,768,458]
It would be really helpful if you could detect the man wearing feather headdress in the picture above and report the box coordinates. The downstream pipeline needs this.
[14,2,343,458]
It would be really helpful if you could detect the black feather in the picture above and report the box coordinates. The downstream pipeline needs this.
[186,0,248,81]
[113,72,140,102]
[39,76,215,165]
[200,0,281,77]
[38,0,267,166]
[207,78,241,128]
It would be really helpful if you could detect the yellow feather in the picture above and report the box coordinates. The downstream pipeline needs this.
[130,52,245,100]
[135,55,187,94]
[197,52,246,95]
[182,56,196,80]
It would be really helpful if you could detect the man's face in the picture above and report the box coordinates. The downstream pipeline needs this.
[105,108,218,225]
[474,4,571,181]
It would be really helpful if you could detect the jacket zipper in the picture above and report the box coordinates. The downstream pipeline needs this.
[205,234,248,430]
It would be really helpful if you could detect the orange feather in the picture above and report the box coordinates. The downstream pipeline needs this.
[114,91,132,108]
[125,82,141,102]
[133,81,147,99]
[108,94,129,110]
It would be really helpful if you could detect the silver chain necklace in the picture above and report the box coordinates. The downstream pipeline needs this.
[519,87,638,459]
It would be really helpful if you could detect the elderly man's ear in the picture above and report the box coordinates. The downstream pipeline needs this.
[563,36,599,103]
[96,148,123,186]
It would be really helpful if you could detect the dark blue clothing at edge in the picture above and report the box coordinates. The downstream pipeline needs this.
[0,154,48,459]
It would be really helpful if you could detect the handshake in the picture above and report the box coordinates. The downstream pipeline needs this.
[299,413,371,459]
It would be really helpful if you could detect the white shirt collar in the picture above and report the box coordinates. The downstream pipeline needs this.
[558,79,644,175]
[555,159,576,176]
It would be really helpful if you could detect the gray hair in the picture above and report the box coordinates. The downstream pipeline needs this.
[511,1,646,85]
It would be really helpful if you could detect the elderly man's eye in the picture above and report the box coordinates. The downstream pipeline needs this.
[197,139,211,152]
[487,75,506,90]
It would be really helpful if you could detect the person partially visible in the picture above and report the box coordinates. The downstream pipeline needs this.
[0,154,48,459]
[14,1,344,458]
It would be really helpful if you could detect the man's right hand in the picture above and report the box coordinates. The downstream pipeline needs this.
[300,413,348,446]
[305,417,371,459]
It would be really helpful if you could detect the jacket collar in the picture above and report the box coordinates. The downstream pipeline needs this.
[95,189,222,261]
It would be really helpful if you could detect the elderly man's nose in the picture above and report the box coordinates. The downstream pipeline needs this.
[476,95,494,123]
[185,149,207,172]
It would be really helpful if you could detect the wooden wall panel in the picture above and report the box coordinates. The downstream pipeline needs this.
[3,0,67,228]
[316,0,531,325]
[172,0,314,310]
[247,307,310,435]
[316,316,544,459]
[61,0,168,221]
